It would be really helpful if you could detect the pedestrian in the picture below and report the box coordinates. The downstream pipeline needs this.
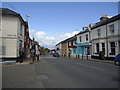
[36,49,40,61]
[69,52,70,58]
[30,45,36,62]
[18,48,24,63]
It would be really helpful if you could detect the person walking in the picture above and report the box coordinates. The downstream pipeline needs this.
[36,49,40,61]
[30,45,36,62]
[17,48,24,63]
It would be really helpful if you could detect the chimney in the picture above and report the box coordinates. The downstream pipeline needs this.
[100,15,108,22]
[82,27,88,31]
[89,24,95,28]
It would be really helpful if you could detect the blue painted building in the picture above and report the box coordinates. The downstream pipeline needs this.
[75,26,92,56]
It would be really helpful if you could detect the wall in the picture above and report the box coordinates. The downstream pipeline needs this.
[0,16,18,58]
[1,15,25,58]
[76,31,90,44]
[90,25,106,41]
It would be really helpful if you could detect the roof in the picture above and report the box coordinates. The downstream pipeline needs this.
[91,14,120,29]
[55,35,76,46]
[77,29,89,36]
[0,8,25,23]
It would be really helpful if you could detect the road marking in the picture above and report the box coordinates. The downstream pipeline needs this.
[77,63,106,71]
[36,75,49,80]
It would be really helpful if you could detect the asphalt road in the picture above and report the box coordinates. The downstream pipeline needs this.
[2,55,119,88]
[34,55,119,88]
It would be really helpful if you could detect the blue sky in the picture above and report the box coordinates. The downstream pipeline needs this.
[2,2,118,49]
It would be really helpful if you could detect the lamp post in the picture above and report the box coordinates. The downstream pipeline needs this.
[26,15,30,22]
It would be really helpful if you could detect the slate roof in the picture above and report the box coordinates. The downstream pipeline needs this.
[0,8,25,23]
[91,14,120,29]
[76,29,89,36]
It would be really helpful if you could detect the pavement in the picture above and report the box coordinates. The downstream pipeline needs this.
[0,55,114,66]
[89,58,114,64]
[2,60,44,88]
[63,56,114,64]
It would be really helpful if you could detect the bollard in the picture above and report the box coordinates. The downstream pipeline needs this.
[78,54,79,59]
[82,54,83,60]
[87,54,88,59]
[76,54,77,58]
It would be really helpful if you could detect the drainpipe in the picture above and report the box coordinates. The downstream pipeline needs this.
[106,24,108,59]
[89,28,92,58]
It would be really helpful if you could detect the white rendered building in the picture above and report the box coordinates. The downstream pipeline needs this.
[90,14,120,59]
[0,8,25,60]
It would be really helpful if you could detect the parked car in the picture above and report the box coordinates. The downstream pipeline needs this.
[114,54,120,66]
[53,52,59,57]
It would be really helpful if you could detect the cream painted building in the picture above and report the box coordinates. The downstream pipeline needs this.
[91,14,120,59]
[0,8,25,60]
[55,42,62,56]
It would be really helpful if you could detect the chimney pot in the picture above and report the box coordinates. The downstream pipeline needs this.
[100,14,108,21]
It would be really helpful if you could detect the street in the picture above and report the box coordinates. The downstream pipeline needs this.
[2,55,119,88]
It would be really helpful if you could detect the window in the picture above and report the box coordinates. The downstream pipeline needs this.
[102,43,105,53]
[73,49,76,54]
[110,42,115,55]
[79,36,82,42]
[69,41,71,46]
[86,34,88,41]
[109,24,114,34]
[20,23,23,36]
[97,29,101,36]
[96,43,99,53]
[71,41,73,46]
[73,41,75,45]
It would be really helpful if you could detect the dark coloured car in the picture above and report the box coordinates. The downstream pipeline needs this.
[114,54,120,66]
[53,52,59,57]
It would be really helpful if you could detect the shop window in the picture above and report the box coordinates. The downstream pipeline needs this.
[73,49,76,54]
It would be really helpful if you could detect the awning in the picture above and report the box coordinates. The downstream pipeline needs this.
[75,43,91,46]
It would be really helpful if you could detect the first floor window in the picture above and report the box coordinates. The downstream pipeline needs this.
[86,34,88,41]
[79,36,82,42]
[109,24,114,34]
[97,29,101,36]
[110,42,115,55]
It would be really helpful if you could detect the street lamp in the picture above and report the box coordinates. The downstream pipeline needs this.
[26,15,30,22]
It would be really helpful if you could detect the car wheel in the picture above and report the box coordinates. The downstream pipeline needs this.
[115,61,120,66]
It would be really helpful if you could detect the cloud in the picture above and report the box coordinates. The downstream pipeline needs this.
[29,29,79,49]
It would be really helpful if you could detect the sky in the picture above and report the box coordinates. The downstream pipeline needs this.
[2,2,118,49]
